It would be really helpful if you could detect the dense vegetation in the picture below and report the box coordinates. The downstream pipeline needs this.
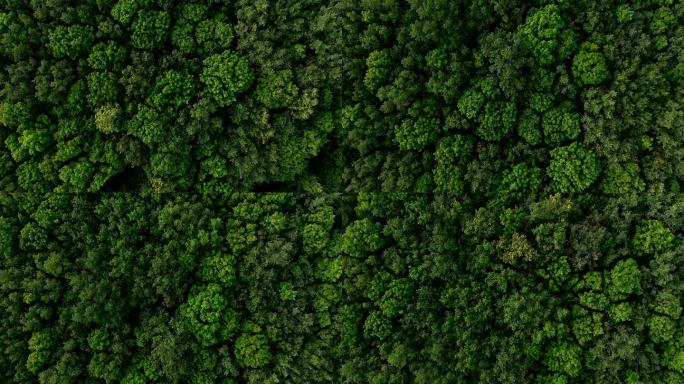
[1,0,683,383]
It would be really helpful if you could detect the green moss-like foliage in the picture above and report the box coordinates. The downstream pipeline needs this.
[1,1,682,383]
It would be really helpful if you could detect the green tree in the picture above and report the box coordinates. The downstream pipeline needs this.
[148,70,195,112]
[234,333,271,368]
[95,104,122,134]
[518,109,542,145]
[548,142,600,193]
[572,43,609,86]
[88,41,126,71]
[476,100,516,141]
[180,284,239,346]
[364,50,392,93]
[340,218,385,258]
[633,220,674,256]
[47,25,94,59]
[395,116,439,150]
[458,88,486,119]
[200,51,253,107]
[542,105,580,145]
[606,258,641,300]
[196,18,234,55]
[255,69,299,109]
[520,5,564,65]
[545,342,582,377]
[87,71,119,106]
[131,11,170,50]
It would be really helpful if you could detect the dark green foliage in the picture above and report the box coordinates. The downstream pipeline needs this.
[1,1,683,383]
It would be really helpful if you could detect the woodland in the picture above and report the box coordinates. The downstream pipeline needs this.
[0,0,683,383]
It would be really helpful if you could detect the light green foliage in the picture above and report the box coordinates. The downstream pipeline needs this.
[529,92,553,113]
[171,5,234,55]
[87,329,109,352]
[572,43,609,85]
[88,41,126,71]
[379,279,413,316]
[648,315,676,343]
[665,345,684,373]
[7,127,52,160]
[95,104,122,134]
[497,232,537,265]
[180,284,239,346]
[650,7,675,35]
[520,5,564,65]
[572,311,605,346]
[87,71,119,106]
[606,258,641,300]
[546,342,582,377]
[499,208,525,235]
[476,100,516,141]
[303,223,328,255]
[317,257,343,282]
[616,5,634,24]
[533,222,566,254]
[177,3,207,24]
[111,0,149,25]
[58,158,95,191]
[234,333,271,368]
[433,135,473,192]
[633,220,674,255]
[256,69,299,109]
[28,330,55,352]
[458,89,486,119]
[149,71,195,112]
[200,51,253,107]
[434,135,474,165]
[600,162,645,195]
[198,253,236,286]
[129,104,165,145]
[497,163,542,199]
[548,142,600,193]
[195,18,234,54]
[48,25,94,59]
[608,302,633,322]
[364,49,392,92]
[131,11,170,50]
[652,291,682,318]
[542,106,580,145]
[26,351,50,374]
[279,282,296,301]
[340,218,384,258]
[518,109,542,145]
[395,116,439,150]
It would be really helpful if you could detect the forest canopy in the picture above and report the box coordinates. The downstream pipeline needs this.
[1,0,683,383]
